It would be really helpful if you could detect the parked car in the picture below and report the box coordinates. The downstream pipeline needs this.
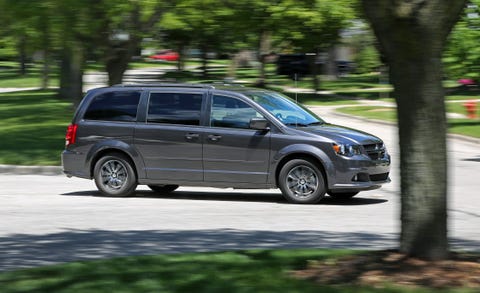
[62,84,390,204]
[148,50,179,62]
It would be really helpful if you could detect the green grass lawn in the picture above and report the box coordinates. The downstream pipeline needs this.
[0,90,73,165]
[0,62,59,88]
[0,248,475,293]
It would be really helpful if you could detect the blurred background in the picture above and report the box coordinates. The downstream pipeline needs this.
[0,0,478,166]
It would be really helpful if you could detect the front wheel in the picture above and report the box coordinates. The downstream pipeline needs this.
[93,153,137,196]
[278,159,326,204]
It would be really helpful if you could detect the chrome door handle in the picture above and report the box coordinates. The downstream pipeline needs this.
[185,133,200,140]
[208,134,222,141]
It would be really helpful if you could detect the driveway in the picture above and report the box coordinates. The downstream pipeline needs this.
[0,107,479,272]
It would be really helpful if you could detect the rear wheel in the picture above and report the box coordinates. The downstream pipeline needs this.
[278,159,326,204]
[328,191,359,199]
[148,184,179,194]
[93,153,137,196]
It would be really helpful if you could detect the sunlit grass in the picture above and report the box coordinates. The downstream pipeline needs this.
[0,62,59,88]
[0,90,73,165]
[1,248,474,293]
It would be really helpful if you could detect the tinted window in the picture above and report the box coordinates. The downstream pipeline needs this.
[210,95,262,129]
[147,92,203,125]
[84,91,141,122]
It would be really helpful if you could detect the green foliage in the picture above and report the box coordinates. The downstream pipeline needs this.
[444,1,480,81]
[0,36,17,60]
[354,46,381,74]
[272,0,355,53]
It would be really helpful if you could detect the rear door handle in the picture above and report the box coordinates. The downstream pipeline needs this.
[208,134,222,141]
[185,133,200,140]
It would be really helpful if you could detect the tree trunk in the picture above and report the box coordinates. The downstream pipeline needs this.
[256,30,271,87]
[361,0,466,260]
[42,50,50,90]
[308,49,321,92]
[106,46,130,86]
[18,34,27,76]
[41,20,50,90]
[59,45,84,106]
[201,44,209,78]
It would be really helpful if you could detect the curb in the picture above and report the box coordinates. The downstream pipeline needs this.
[0,165,63,175]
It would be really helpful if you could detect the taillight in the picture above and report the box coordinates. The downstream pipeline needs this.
[65,124,78,146]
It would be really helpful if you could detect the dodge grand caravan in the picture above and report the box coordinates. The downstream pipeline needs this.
[62,84,390,204]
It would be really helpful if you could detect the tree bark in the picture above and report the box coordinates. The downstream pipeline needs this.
[59,45,84,107]
[308,49,321,92]
[256,30,271,87]
[18,34,27,76]
[361,0,466,260]
[106,46,131,86]
[41,18,50,90]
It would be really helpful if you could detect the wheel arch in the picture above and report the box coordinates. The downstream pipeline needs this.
[273,144,335,188]
[86,141,145,179]
[275,153,329,188]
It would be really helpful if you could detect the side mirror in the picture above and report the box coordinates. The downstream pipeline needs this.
[249,117,270,131]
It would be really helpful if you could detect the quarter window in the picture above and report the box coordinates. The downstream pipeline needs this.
[147,93,203,125]
[84,91,141,122]
[210,95,263,129]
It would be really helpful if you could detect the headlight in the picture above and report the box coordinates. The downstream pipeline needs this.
[332,143,362,157]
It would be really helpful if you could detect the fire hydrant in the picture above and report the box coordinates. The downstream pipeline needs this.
[463,100,477,119]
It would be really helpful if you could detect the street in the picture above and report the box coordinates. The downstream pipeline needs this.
[0,108,479,272]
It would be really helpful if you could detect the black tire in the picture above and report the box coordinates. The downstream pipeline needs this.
[278,159,326,204]
[93,153,137,196]
[328,191,359,199]
[148,184,179,194]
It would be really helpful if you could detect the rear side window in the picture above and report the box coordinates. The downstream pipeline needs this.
[84,91,141,122]
[147,92,203,126]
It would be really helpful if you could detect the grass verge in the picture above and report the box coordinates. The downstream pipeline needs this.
[1,248,476,293]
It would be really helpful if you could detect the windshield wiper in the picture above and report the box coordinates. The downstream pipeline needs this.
[284,121,324,127]
[284,122,309,127]
[306,121,324,126]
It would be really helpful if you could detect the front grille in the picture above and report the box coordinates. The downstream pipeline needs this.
[363,142,385,160]
[369,173,389,181]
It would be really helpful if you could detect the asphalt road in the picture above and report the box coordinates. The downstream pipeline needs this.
[0,107,479,272]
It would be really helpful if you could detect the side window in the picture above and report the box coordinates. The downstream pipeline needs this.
[147,92,203,126]
[210,95,263,129]
[84,91,141,122]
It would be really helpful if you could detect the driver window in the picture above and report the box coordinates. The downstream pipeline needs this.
[210,95,262,129]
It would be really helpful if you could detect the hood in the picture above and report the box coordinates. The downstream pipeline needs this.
[295,123,383,145]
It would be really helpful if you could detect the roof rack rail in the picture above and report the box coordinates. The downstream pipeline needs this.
[112,83,215,89]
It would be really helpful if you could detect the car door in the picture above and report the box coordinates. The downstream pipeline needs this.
[134,91,206,181]
[203,94,271,184]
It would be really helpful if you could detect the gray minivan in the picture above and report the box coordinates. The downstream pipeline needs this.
[62,84,390,204]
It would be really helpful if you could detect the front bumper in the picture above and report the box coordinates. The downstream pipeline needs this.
[328,154,391,192]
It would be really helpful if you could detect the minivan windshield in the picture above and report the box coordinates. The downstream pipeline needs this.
[245,91,325,126]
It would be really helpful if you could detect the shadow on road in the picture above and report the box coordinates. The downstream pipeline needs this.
[61,190,388,206]
[1,228,477,272]
[0,229,394,272]
[462,156,480,162]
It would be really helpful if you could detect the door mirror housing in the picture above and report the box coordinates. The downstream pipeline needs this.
[249,117,270,131]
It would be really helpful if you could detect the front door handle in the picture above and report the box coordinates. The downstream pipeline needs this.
[185,133,200,140]
[208,134,222,141]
